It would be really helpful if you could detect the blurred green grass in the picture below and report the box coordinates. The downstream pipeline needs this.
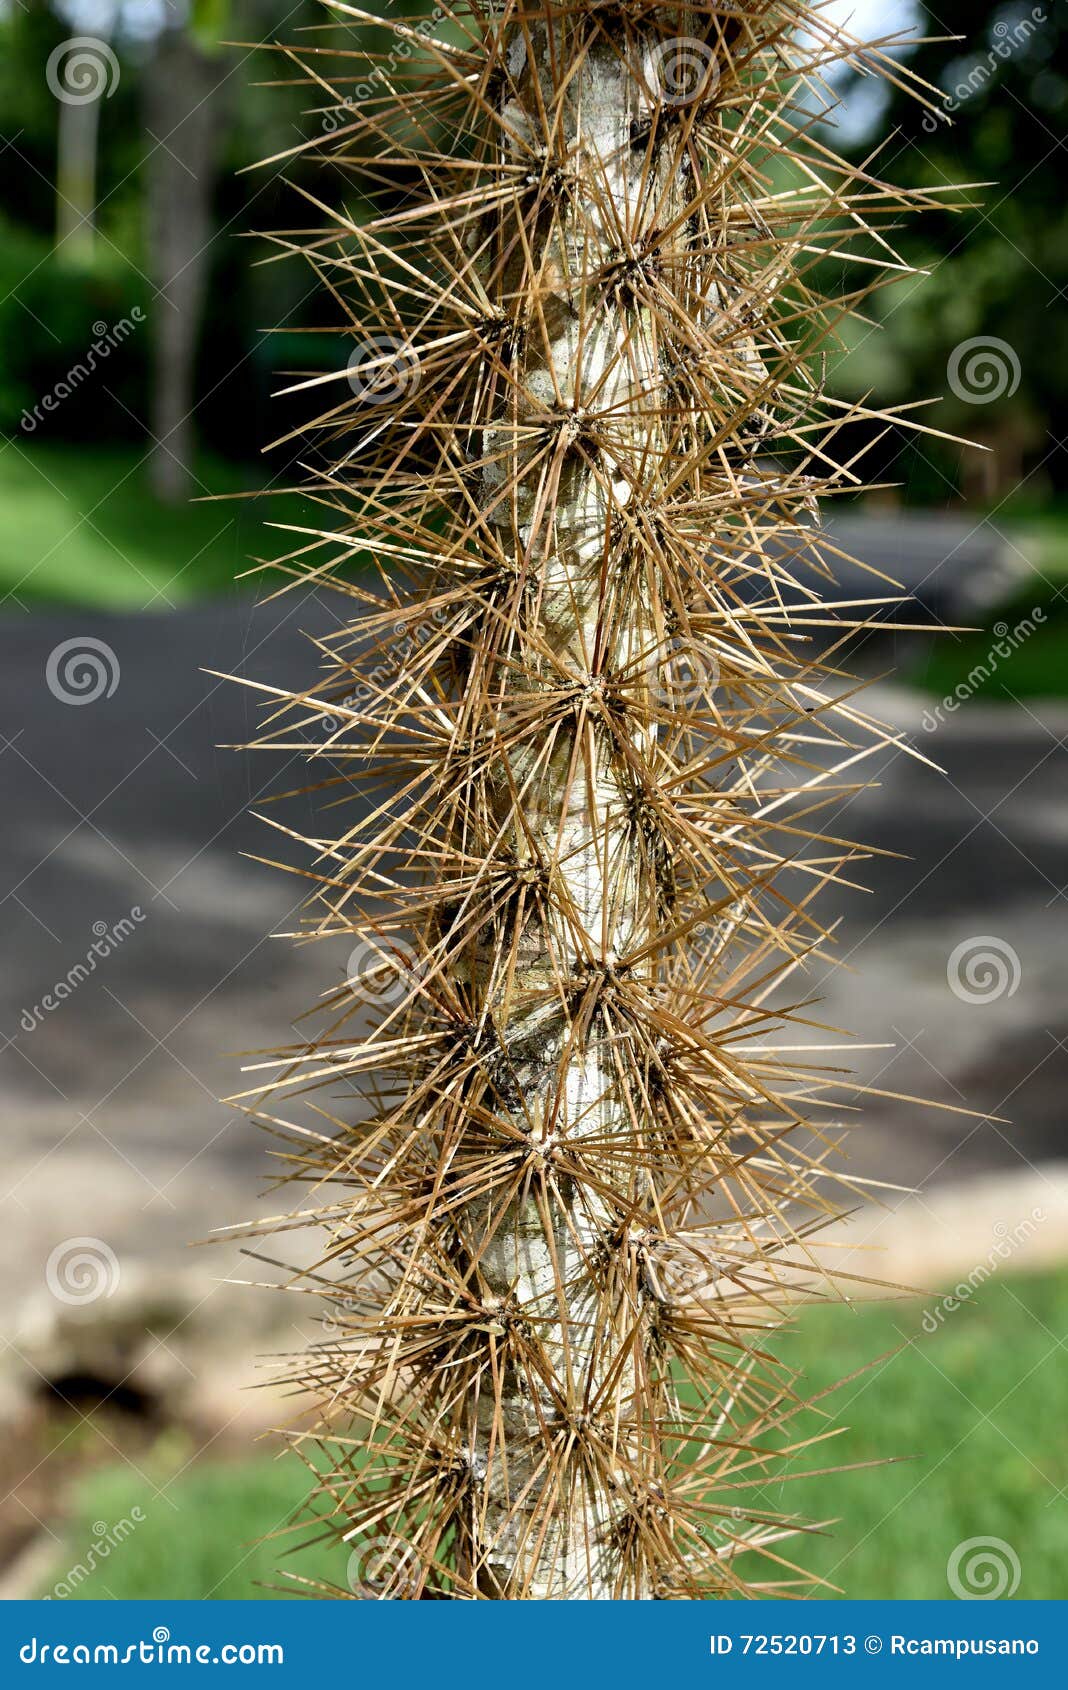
[42,1447,338,1602]
[44,1268,1068,1600]
[0,441,312,610]
[770,1267,1068,1600]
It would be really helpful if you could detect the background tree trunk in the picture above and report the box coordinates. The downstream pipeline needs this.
[143,29,228,504]
[55,96,101,260]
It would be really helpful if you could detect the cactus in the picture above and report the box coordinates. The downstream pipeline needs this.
[238,0,958,1599]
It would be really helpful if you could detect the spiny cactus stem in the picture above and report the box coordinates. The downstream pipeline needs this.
[236,0,965,1605]
[463,18,687,1598]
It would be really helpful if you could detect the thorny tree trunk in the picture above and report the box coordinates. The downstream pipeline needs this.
[466,21,686,1600]
[240,0,955,1608]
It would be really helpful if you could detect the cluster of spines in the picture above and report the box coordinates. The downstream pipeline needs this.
[232,0,960,1598]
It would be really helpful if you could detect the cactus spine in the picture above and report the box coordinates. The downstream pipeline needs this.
[239,0,957,1599]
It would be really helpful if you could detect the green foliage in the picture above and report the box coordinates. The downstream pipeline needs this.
[829,3,1068,499]
[0,4,385,456]
[0,222,150,438]
[2,4,1058,491]
[191,0,234,55]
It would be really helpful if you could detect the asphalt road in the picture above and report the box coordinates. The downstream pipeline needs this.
[1,568,1065,1331]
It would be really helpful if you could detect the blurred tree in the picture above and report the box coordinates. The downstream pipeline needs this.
[829,0,1068,502]
[143,1,231,501]
[51,7,117,260]
[0,0,453,476]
